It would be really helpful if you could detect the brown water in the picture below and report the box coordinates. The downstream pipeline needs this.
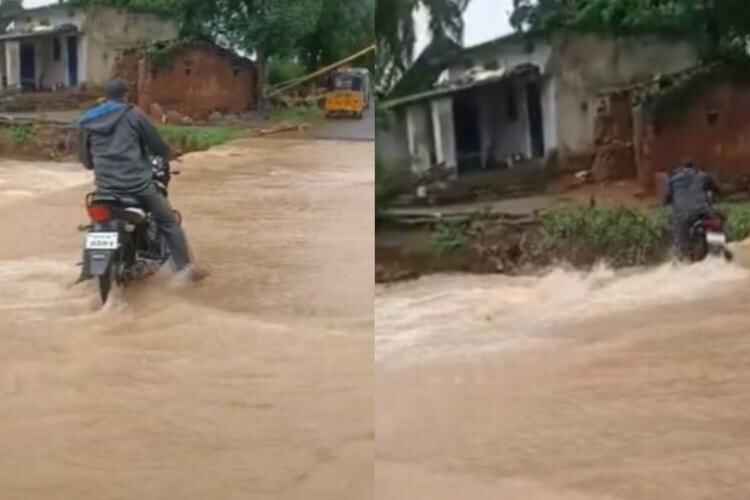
[376,258,750,499]
[0,138,373,500]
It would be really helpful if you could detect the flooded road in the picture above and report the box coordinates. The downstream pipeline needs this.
[376,260,750,499]
[0,138,373,500]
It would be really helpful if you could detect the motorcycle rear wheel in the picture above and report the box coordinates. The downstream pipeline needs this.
[97,262,117,305]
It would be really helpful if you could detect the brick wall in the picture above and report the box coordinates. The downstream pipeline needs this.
[637,82,750,192]
[113,43,258,120]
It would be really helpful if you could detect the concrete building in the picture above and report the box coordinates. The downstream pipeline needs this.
[380,32,700,179]
[0,4,178,91]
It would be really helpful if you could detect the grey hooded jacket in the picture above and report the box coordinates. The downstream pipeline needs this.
[77,101,170,194]
[664,166,720,215]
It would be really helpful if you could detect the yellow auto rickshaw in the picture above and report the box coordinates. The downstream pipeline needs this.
[325,68,370,119]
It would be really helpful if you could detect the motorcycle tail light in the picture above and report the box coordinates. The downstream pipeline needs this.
[703,217,723,231]
[87,204,112,223]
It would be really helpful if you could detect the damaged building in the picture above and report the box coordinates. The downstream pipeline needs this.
[595,63,750,195]
[379,32,700,182]
[0,4,178,91]
[113,40,259,121]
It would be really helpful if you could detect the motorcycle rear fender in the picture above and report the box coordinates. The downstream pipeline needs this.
[86,250,115,276]
[85,221,121,276]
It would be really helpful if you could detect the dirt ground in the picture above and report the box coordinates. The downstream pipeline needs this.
[0,137,373,499]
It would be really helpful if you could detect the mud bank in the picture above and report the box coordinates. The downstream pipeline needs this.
[375,204,724,283]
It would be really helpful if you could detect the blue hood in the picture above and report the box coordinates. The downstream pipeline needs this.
[76,100,129,128]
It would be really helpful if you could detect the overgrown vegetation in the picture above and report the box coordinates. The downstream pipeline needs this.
[157,125,243,152]
[541,206,669,266]
[510,0,750,60]
[431,221,468,255]
[717,203,750,242]
[268,59,308,86]
[6,125,33,145]
[540,204,750,267]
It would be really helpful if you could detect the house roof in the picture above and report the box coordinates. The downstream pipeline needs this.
[387,36,462,99]
[0,24,78,42]
[386,30,545,101]
[460,30,545,58]
[381,63,541,109]
[8,3,75,17]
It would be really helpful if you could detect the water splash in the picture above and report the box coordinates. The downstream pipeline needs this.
[376,258,749,365]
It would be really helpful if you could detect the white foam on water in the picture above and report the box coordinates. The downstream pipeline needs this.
[376,258,749,365]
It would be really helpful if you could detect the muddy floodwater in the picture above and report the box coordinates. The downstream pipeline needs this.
[0,138,373,500]
[377,259,750,499]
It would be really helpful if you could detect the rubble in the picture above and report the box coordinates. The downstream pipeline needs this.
[258,122,310,136]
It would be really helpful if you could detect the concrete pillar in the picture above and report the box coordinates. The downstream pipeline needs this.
[5,40,20,89]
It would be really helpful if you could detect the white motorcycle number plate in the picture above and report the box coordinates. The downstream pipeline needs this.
[706,231,726,246]
[85,232,119,250]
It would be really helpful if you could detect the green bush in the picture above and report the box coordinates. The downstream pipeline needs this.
[718,203,750,241]
[268,58,307,86]
[541,206,670,266]
[431,221,467,255]
[8,125,33,145]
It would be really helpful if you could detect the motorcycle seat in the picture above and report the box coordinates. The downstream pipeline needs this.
[91,192,141,207]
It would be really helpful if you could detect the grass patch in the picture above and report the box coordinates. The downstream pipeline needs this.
[431,221,468,255]
[157,125,244,153]
[269,105,323,124]
[4,125,34,145]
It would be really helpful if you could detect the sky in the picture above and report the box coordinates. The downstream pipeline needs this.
[24,0,55,7]
[414,0,515,57]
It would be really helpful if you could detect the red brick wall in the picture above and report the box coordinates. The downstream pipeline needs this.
[138,45,257,120]
[638,82,750,191]
[111,51,141,104]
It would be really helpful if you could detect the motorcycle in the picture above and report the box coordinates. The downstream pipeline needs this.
[687,211,733,263]
[77,156,182,304]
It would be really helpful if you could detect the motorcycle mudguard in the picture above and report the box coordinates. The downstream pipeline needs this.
[86,250,115,276]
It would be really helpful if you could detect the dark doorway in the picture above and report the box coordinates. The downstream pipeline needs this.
[453,92,481,173]
[67,36,78,86]
[20,43,35,90]
[525,82,545,158]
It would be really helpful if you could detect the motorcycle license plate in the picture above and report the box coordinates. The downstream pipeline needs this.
[85,232,119,250]
[706,231,726,246]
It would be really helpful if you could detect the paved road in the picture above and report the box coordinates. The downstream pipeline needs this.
[312,107,375,142]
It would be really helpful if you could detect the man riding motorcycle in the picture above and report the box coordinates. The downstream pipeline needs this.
[76,79,206,282]
[663,160,721,259]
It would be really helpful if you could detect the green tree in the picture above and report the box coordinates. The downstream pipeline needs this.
[375,0,469,93]
[206,0,323,99]
[0,0,23,31]
[509,0,750,57]
[297,0,375,72]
